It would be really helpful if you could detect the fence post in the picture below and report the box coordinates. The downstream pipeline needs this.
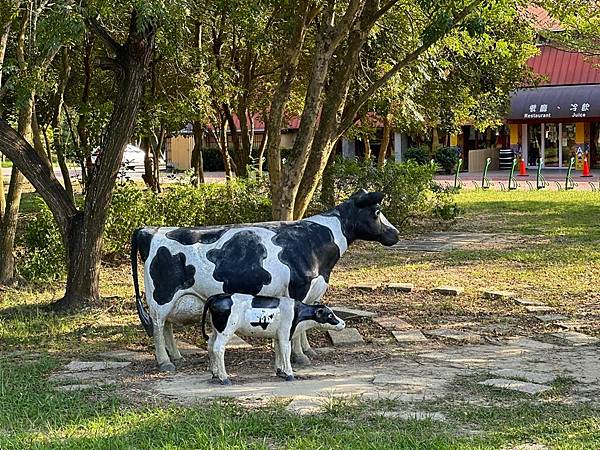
[566,157,576,190]
[454,158,463,189]
[509,158,518,190]
[536,158,546,189]
[482,157,491,189]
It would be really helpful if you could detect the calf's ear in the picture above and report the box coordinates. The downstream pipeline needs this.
[354,192,384,208]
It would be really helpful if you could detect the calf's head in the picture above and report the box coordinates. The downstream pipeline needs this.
[312,305,345,331]
[337,189,399,246]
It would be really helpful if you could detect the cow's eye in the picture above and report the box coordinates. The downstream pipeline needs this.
[328,313,333,318]
[375,210,381,217]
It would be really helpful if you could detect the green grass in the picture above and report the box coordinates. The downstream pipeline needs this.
[2,189,600,448]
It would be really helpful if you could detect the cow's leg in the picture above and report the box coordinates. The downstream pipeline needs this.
[207,332,218,378]
[300,331,317,359]
[273,339,286,378]
[212,333,232,385]
[294,279,328,363]
[163,321,183,361]
[279,339,294,381]
[153,318,175,372]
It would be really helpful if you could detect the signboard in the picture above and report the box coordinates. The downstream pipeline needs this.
[509,85,600,121]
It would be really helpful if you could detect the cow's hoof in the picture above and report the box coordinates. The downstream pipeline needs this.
[304,348,318,359]
[292,354,311,366]
[285,374,295,382]
[172,355,185,362]
[159,362,176,373]
[276,368,286,378]
[220,378,232,386]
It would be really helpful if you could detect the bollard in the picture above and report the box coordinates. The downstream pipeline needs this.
[454,158,463,189]
[536,158,547,189]
[508,158,518,190]
[481,157,491,189]
[565,157,576,190]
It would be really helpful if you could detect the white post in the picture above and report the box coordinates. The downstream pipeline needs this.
[393,132,405,162]
[341,138,356,159]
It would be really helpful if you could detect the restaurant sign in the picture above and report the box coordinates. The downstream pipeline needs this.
[509,85,600,120]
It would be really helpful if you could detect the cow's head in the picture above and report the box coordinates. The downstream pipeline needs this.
[314,305,345,331]
[337,189,400,246]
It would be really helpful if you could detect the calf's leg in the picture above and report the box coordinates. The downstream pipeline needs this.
[278,338,294,381]
[153,318,175,372]
[300,331,317,359]
[273,339,285,377]
[207,333,218,378]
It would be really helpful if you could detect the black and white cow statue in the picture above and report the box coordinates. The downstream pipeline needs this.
[201,293,345,384]
[131,189,399,372]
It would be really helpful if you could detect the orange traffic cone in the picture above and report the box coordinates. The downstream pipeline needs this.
[582,156,592,177]
[518,157,528,176]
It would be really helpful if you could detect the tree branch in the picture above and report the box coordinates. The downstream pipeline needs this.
[85,15,121,56]
[337,0,484,136]
[0,119,78,226]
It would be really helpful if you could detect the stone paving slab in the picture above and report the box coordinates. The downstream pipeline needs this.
[328,328,364,346]
[514,298,546,306]
[98,350,154,362]
[490,368,557,385]
[385,283,414,292]
[432,286,463,296]
[525,305,555,313]
[392,330,428,344]
[483,290,516,300]
[55,384,95,392]
[426,328,482,343]
[555,321,587,330]
[479,378,551,395]
[286,398,322,415]
[374,316,412,330]
[390,232,510,252]
[377,410,447,421]
[535,314,568,323]
[227,335,252,349]
[349,283,381,291]
[551,331,600,346]
[331,306,377,319]
[63,361,131,372]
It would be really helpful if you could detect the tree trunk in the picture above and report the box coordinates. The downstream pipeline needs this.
[378,115,391,169]
[363,137,372,161]
[77,33,94,193]
[153,125,164,193]
[256,124,268,177]
[191,121,205,185]
[53,47,74,202]
[141,136,158,191]
[0,13,11,223]
[0,96,32,283]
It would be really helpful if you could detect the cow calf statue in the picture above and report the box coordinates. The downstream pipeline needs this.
[131,189,399,372]
[202,293,345,384]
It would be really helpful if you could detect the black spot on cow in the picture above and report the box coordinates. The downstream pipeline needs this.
[165,228,226,245]
[150,246,196,305]
[273,222,340,302]
[251,296,280,309]
[207,230,272,295]
[250,312,275,330]
[203,293,234,334]
[136,227,158,262]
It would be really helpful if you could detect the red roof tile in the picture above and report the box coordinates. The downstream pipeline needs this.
[527,45,600,86]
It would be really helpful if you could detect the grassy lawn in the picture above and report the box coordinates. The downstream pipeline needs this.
[1,189,600,448]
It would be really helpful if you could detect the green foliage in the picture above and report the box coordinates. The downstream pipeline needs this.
[17,180,272,280]
[434,146,460,174]
[17,208,65,282]
[324,158,458,227]
[403,146,430,164]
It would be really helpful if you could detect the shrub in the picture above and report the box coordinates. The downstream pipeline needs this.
[434,146,460,174]
[16,207,65,281]
[17,178,272,280]
[403,146,430,165]
[323,158,459,228]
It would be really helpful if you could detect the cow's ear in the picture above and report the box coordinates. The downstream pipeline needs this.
[315,307,326,320]
[349,189,368,201]
[354,192,384,208]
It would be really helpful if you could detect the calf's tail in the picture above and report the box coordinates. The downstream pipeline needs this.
[132,228,153,337]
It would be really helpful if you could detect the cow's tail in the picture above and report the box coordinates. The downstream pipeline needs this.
[201,296,215,340]
[132,228,153,337]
